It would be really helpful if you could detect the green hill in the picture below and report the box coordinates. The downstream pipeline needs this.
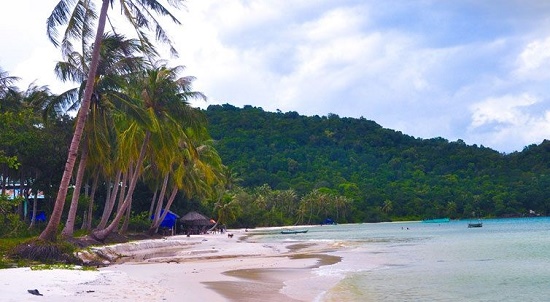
[204,104,550,222]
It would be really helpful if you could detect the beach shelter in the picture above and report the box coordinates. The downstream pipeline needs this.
[179,211,211,225]
[179,211,212,234]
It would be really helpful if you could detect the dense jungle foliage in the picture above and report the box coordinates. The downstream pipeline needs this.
[3,99,550,236]
[204,104,550,223]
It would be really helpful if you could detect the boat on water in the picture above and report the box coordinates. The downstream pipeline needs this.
[468,219,483,228]
[467,211,483,228]
[468,222,483,228]
[280,229,308,234]
[422,218,450,223]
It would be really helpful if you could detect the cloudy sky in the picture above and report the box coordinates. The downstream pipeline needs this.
[2,0,550,153]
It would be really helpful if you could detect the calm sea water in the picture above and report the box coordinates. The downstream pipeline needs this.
[250,217,550,301]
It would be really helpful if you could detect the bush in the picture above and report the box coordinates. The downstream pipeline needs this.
[0,213,40,238]
[127,211,151,232]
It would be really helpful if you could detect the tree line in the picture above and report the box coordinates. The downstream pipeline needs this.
[3,80,550,239]
[204,104,550,223]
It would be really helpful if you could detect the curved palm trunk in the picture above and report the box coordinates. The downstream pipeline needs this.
[91,131,150,241]
[116,170,128,213]
[39,0,110,241]
[61,143,89,237]
[120,201,131,234]
[149,174,169,233]
[149,185,178,235]
[97,170,122,229]
[148,187,159,217]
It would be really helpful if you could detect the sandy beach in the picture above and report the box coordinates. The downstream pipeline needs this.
[0,229,343,302]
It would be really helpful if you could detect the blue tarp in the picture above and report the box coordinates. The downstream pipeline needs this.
[35,211,46,222]
[152,210,180,228]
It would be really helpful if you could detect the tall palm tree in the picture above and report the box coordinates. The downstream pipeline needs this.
[92,64,207,241]
[57,33,148,238]
[40,0,186,241]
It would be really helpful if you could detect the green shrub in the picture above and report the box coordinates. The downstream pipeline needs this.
[127,211,151,232]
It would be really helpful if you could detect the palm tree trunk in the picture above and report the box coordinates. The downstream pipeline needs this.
[97,170,122,229]
[28,171,40,229]
[28,190,39,229]
[39,0,110,241]
[148,187,158,217]
[85,169,99,230]
[61,142,88,238]
[91,131,150,241]
[151,174,169,230]
[120,202,131,234]
[149,185,178,234]
[81,210,87,229]
[116,170,129,213]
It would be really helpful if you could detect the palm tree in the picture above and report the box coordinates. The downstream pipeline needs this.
[92,63,207,241]
[214,194,239,227]
[0,68,19,98]
[0,68,21,111]
[57,33,148,238]
[40,0,186,241]
[382,199,393,214]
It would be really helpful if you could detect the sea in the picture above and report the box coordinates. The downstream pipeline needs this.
[248,217,550,302]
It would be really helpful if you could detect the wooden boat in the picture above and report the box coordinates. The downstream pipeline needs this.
[468,221,483,228]
[468,212,483,228]
[280,229,308,234]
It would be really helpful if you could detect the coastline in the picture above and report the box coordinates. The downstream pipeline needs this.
[0,228,344,301]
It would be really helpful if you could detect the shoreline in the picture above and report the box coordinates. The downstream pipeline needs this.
[0,228,345,301]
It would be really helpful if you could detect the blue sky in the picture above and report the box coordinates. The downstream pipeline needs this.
[2,0,550,153]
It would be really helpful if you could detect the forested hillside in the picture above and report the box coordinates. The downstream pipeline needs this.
[204,104,550,222]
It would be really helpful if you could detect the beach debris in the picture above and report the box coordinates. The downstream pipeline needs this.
[27,289,43,296]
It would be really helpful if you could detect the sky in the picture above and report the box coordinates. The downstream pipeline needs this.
[2,0,550,154]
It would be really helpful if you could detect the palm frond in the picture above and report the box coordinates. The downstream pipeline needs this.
[47,0,77,46]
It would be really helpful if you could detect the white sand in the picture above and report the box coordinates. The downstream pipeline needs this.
[0,230,344,302]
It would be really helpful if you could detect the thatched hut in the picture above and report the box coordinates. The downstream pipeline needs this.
[179,211,213,234]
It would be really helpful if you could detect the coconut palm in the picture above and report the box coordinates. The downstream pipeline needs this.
[91,63,207,241]
[36,32,148,238]
[0,68,21,112]
[148,140,224,234]
[0,68,19,98]
[40,0,186,241]
[57,33,149,237]
[214,194,239,227]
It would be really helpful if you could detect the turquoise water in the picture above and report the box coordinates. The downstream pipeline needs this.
[251,218,550,301]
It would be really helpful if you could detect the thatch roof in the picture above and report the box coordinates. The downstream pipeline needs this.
[179,211,211,225]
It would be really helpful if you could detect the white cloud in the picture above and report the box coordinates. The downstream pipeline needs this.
[515,36,550,80]
[470,93,538,127]
[468,93,550,150]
